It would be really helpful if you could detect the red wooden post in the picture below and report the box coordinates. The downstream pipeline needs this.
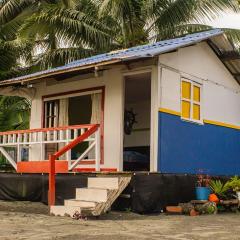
[48,154,56,206]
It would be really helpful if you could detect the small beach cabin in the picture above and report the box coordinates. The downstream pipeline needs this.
[1,29,240,177]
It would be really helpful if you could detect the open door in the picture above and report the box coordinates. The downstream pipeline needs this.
[123,72,151,171]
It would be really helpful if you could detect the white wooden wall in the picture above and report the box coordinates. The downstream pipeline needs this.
[159,42,240,126]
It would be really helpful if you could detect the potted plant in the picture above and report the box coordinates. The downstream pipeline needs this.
[195,174,211,200]
[227,176,240,200]
[209,179,230,202]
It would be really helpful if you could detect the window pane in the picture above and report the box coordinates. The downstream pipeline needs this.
[193,104,200,120]
[193,86,200,102]
[182,101,190,119]
[182,81,191,99]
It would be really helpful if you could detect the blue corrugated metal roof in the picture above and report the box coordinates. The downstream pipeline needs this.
[1,29,223,85]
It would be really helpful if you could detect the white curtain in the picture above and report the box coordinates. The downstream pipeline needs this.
[58,98,69,159]
[59,98,69,126]
[89,93,102,160]
[90,93,101,124]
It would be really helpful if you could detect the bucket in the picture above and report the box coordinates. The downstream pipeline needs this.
[195,187,210,200]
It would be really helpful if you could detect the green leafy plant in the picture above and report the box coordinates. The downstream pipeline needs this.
[227,176,240,192]
[209,179,230,198]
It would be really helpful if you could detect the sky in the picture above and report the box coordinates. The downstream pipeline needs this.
[208,12,240,29]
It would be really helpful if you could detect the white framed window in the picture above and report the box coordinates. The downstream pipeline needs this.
[44,100,59,128]
[181,78,202,124]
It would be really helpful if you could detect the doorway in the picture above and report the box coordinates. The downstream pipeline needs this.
[123,72,151,171]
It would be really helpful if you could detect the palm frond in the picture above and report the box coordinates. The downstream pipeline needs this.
[34,47,96,68]
[147,0,238,41]
[0,0,32,24]
[20,5,113,50]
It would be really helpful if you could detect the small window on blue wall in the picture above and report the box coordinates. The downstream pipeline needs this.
[181,79,202,123]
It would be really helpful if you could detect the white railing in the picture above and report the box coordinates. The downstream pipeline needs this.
[0,124,100,171]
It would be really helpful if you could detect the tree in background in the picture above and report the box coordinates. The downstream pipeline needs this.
[0,96,30,131]
[94,0,240,47]
[0,0,239,74]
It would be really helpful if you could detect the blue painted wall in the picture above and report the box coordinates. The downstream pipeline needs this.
[158,112,240,175]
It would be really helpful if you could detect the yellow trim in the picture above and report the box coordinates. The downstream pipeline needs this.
[159,108,181,116]
[203,119,240,130]
[159,108,240,130]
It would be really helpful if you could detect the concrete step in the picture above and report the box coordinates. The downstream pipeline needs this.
[50,206,82,217]
[64,199,96,208]
[76,188,108,202]
[88,177,119,190]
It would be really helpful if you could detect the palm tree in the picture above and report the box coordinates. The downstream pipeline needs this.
[0,95,30,167]
[0,96,30,131]
[1,0,239,70]
[18,0,113,69]
[0,0,36,131]
[94,0,240,47]
[0,0,36,79]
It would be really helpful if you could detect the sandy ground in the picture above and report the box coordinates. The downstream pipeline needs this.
[0,201,240,240]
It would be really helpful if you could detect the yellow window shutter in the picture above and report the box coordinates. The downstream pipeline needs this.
[193,86,200,102]
[193,104,200,120]
[182,81,191,99]
[182,101,191,119]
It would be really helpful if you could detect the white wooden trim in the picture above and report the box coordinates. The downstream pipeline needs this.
[122,68,155,171]
[0,125,100,171]
[43,90,102,101]
[122,68,152,76]
[180,78,203,124]
[69,141,96,170]
[150,65,160,172]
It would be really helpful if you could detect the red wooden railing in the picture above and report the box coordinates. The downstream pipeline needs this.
[0,124,95,136]
[0,124,98,171]
[48,124,100,206]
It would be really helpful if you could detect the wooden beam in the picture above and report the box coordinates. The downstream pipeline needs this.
[220,51,240,61]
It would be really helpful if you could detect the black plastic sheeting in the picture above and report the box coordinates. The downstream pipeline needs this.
[0,173,230,213]
[126,174,197,213]
[0,173,91,205]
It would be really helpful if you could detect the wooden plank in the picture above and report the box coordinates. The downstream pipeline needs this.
[220,51,240,61]
[190,200,208,204]
[219,199,239,205]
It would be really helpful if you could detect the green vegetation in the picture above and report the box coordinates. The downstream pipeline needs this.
[0,96,30,167]
[0,0,240,77]
[209,179,230,198]
[210,176,240,201]
[227,176,240,192]
[0,96,30,131]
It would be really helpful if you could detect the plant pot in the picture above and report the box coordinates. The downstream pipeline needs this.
[195,187,210,200]
[236,191,240,200]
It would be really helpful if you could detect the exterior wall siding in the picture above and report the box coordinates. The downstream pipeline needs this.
[158,111,240,175]
[30,66,124,170]
[158,42,240,175]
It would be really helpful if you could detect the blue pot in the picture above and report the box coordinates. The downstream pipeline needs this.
[195,187,210,200]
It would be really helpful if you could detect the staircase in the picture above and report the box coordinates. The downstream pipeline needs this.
[50,176,131,217]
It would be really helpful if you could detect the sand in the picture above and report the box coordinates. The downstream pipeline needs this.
[0,200,239,240]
